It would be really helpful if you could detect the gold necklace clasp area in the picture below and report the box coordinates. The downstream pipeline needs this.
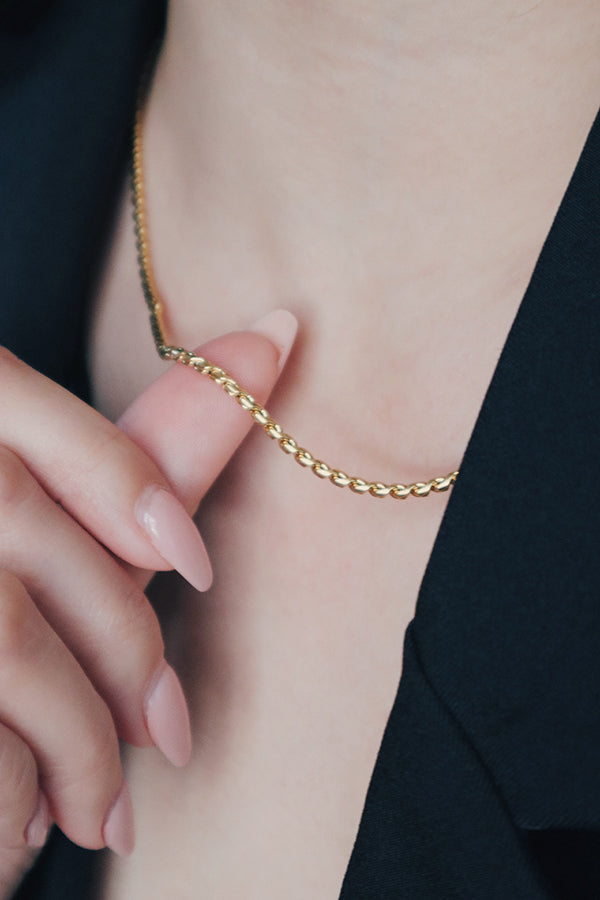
[131,109,458,500]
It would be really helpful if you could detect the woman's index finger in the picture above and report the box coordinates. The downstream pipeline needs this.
[117,311,297,518]
[0,347,202,575]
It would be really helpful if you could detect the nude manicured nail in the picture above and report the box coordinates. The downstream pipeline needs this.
[136,487,213,591]
[103,783,135,857]
[249,309,298,375]
[25,792,50,849]
[145,661,192,767]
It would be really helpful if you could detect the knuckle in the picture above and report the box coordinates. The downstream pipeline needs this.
[83,423,149,483]
[52,703,121,825]
[0,446,33,510]
[82,721,121,790]
[24,690,122,850]
[108,583,164,668]
[86,581,164,685]
[75,703,119,788]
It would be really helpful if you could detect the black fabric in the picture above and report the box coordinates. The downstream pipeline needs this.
[0,0,57,36]
[0,2,164,897]
[11,829,98,900]
[2,2,600,897]
[0,0,165,398]
[340,101,600,899]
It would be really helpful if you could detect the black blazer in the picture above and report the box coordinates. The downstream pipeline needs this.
[3,1,600,897]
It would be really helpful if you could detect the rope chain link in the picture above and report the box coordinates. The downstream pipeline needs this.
[132,110,459,501]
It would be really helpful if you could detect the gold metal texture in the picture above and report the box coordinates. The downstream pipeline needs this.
[131,107,459,500]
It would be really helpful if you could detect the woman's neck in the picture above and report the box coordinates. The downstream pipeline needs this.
[142,0,600,324]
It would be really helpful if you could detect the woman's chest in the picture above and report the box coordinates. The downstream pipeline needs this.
[108,474,446,898]
[88,180,528,898]
[100,439,454,899]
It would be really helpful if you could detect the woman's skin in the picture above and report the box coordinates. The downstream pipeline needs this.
[4,0,600,897]
[90,2,600,897]
[0,321,297,896]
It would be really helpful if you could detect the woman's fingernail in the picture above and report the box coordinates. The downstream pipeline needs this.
[103,783,135,857]
[145,661,192,767]
[249,309,298,375]
[136,487,213,592]
[25,791,50,849]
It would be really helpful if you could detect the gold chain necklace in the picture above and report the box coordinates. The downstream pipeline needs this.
[131,108,459,500]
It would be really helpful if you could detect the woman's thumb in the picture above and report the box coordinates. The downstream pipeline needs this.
[117,310,297,519]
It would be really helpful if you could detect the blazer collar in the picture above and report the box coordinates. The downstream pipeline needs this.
[413,100,600,831]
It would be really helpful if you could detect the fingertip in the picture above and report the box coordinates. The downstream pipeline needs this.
[25,792,51,849]
[249,309,298,375]
[103,783,135,857]
[145,663,192,768]
[136,487,213,591]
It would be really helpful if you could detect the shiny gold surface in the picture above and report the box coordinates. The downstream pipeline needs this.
[131,107,458,500]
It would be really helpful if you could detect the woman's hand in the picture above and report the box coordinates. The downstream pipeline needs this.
[0,311,296,883]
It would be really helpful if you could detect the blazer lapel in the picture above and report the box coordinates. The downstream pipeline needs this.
[342,104,600,897]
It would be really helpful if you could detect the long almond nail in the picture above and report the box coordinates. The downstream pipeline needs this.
[136,487,213,591]
[249,309,298,375]
[145,661,192,767]
[25,792,50,849]
[103,783,135,857]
